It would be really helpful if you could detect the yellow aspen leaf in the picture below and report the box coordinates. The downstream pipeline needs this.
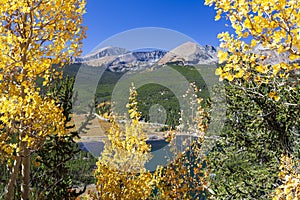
[289,54,300,60]
[218,50,228,63]
[273,95,280,101]
[255,65,264,73]
[226,73,234,81]
[235,69,244,78]
[243,32,249,38]
[215,9,222,21]
[215,67,223,75]
[269,91,280,101]
[42,80,48,86]
[255,65,268,73]
[254,75,261,83]
[273,64,281,76]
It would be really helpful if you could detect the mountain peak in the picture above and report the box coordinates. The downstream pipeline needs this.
[158,42,218,65]
[172,41,200,55]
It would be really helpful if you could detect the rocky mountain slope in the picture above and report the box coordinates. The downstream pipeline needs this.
[74,42,218,72]
[75,47,166,72]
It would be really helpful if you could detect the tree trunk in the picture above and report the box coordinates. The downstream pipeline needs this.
[21,144,31,200]
[5,155,21,200]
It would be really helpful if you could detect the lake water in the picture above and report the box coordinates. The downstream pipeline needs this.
[78,135,194,171]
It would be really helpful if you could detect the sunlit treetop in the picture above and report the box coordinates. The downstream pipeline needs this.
[94,85,154,199]
[126,83,142,122]
[0,0,86,84]
[100,84,150,172]
[205,0,300,85]
[0,0,86,158]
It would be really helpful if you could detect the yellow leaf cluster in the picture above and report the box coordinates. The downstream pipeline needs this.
[94,84,154,199]
[0,0,86,160]
[205,0,300,100]
[0,90,66,151]
[269,91,281,102]
[273,154,300,200]
[126,83,142,122]
[95,162,155,200]
[0,0,86,82]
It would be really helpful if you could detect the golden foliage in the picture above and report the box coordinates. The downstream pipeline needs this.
[0,0,86,159]
[205,0,300,85]
[273,154,300,200]
[0,1,86,198]
[94,84,155,200]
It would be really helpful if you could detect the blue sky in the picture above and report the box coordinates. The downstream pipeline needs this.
[82,0,231,55]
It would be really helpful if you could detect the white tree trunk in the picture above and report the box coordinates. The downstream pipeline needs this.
[21,145,31,200]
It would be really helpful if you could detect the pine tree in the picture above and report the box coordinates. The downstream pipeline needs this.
[205,0,300,198]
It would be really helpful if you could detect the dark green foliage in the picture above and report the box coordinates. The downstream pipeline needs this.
[170,65,209,99]
[31,134,82,199]
[136,83,180,128]
[66,150,97,187]
[207,76,300,199]
[30,76,96,199]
